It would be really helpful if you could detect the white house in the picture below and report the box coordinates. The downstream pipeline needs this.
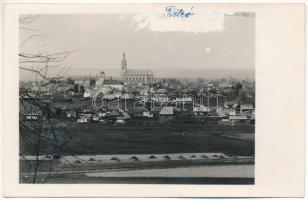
[240,104,254,113]
[143,111,153,118]
[103,79,124,91]
[77,118,88,123]
[175,97,193,104]
[159,106,174,116]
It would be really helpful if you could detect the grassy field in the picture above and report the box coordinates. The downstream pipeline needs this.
[59,121,254,156]
[20,120,255,184]
[20,119,255,156]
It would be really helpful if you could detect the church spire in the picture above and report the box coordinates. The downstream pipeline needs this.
[121,51,127,75]
[122,51,127,65]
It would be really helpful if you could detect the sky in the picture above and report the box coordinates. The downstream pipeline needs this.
[19,10,255,80]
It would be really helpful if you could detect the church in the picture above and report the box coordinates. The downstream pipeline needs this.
[120,52,154,84]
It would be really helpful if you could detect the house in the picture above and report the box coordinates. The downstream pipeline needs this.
[107,110,131,124]
[224,101,240,115]
[175,97,193,104]
[138,88,150,96]
[99,86,113,95]
[102,94,121,100]
[77,110,93,122]
[153,96,169,103]
[97,111,108,118]
[156,88,168,95]
[159,106,174,121]
[92,114,99,122]
[108,110,121,119]
[229,115,249,125]
[115,119,125,124]
[103,79,124,91]
[120,111,131,120]
[120,93,134,100]
[83,89,91,98]
[240,104,254,113]
[224,101,239,109]
[74,77,90,87]
[193,105,209,112]
[219,118,230,125]
[216,109,226,118]
[159,106,174,116]
[77,118,88,123]
[143,111,153,118]
[250,110,255,125]
[66,110,76,118]
[25,112,41,121]
[192,105,209,116]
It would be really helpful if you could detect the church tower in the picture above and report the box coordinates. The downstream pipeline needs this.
[97,69,105,85]
[121,52,127,76]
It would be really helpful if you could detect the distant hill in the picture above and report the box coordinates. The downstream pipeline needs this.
[20,67,254,81]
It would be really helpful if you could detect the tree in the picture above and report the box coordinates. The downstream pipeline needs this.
[235,82,243,96]
[73,84,79,93]
[19,15,76,183]
[89,78,96,87]
[79,85,85,94]
[67,78,75,85]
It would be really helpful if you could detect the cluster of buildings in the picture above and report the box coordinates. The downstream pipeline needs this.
[20,52,255,126]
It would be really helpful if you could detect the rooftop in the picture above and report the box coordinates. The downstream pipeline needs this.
[159,106,174,115]
[104,79,123,85]
[125,69,154,76]
[229,115,248,120]
[241,104,254,109]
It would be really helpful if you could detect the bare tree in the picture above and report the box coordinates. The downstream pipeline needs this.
[19,15,75,183]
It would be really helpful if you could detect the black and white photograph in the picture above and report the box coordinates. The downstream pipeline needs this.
[18,6,256,184]
[2,2,306,198]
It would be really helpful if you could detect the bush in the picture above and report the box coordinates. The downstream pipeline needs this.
[130,156,140,161]
[148,155,157,159]
[110,157,120,161]
[88,157,96,161]
[177,155,186,160]
[53,154,61,159]
[75,160,82,163]
[163,155,171,160]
